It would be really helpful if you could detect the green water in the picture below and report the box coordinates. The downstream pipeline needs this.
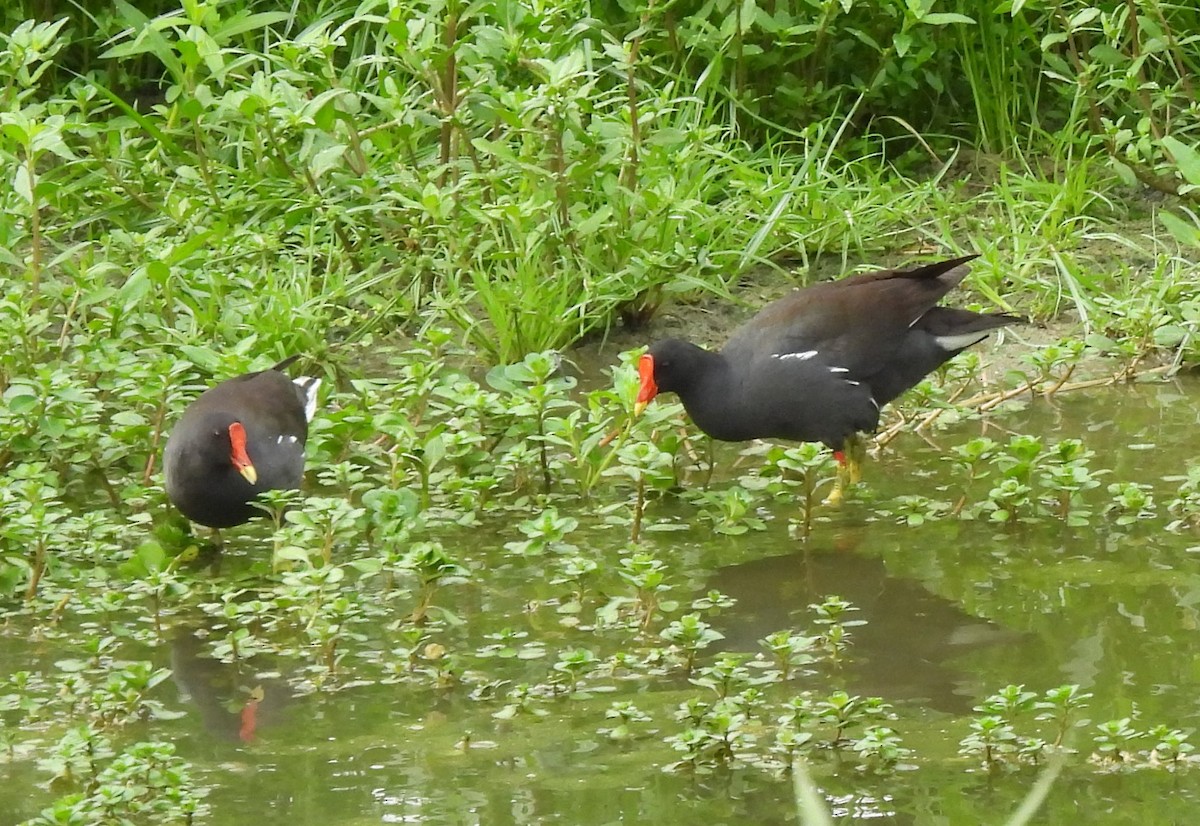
[4,380,1200,824]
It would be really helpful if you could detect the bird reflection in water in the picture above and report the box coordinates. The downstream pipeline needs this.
[709,540,1018,714]
[170,628,293,743]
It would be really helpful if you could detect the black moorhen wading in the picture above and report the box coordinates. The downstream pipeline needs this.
[634,255,1020,502]
[163,356,320,529]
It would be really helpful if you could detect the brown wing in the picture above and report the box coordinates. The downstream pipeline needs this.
[721,255,980,371]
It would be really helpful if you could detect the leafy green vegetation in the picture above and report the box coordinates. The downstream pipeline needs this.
[2,0,1199,370]
[2,0,1200,823]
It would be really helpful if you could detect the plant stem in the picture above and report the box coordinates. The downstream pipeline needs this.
[25,538,46,600]
[26,153,41,305]
[439,0,461,187]
[631,474,645,543]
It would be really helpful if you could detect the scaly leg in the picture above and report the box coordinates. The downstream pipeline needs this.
[824,450,849,506]
[823,435,866,506]
[845,433,866,484]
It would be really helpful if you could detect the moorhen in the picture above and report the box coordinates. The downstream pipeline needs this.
[163,356,320,529]
[634,255,1020,501]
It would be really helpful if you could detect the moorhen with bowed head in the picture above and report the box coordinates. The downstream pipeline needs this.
[163,356,320,529]
[635,255,1020,502]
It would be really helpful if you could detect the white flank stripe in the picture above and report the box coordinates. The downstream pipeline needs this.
[828,366,850,374]
[772,350,818,362]
[936,331,991,351]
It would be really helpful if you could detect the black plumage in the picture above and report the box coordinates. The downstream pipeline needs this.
[163,356,319,528]
[636,255,1020,496]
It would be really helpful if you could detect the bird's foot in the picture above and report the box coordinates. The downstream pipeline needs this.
[823,466,850,506]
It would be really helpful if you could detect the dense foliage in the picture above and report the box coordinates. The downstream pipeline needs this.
[1,0,1198,368]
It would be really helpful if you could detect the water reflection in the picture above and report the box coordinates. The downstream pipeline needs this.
[711,542,1018,713]
[170,628,295,742]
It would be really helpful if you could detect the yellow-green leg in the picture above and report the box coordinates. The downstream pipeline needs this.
[845,433,866,484]
[823,434,866,506]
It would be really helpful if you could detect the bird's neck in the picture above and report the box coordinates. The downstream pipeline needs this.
[675,354,749,442]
